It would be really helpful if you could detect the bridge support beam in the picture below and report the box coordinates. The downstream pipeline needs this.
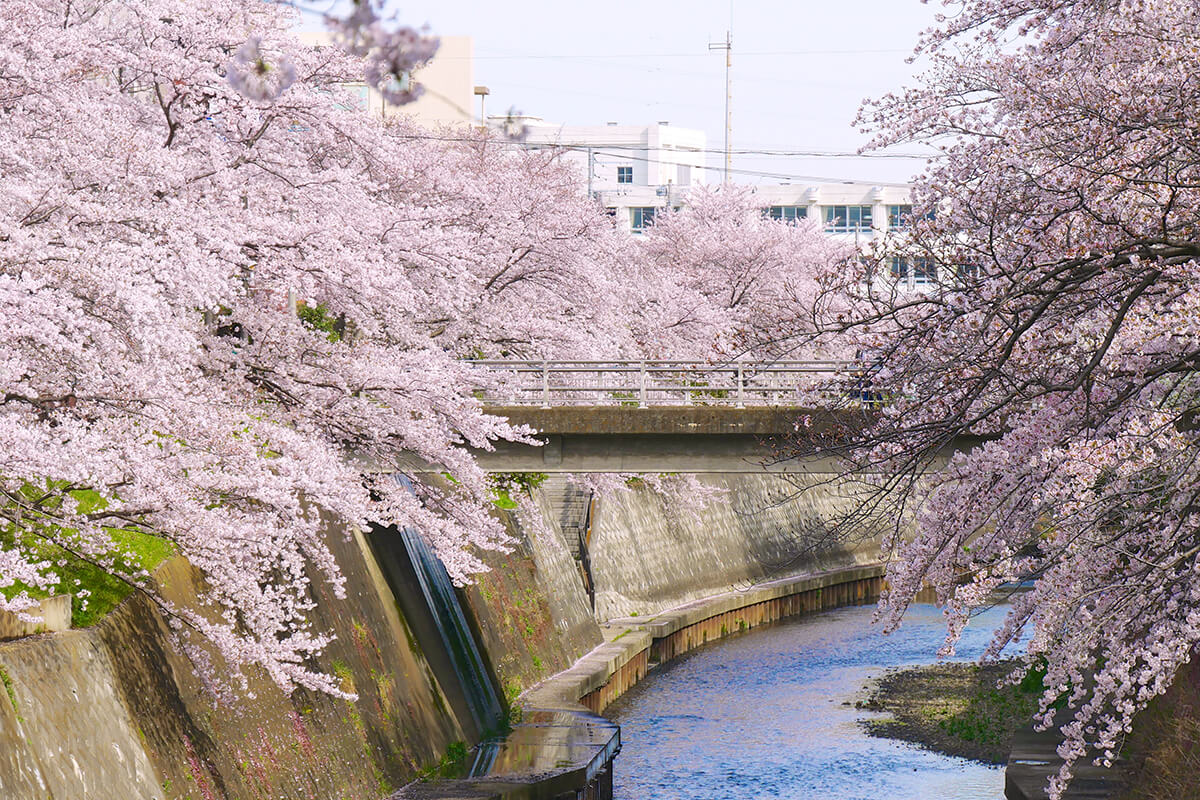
[470,433,837,474]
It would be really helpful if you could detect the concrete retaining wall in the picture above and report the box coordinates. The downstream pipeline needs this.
[407,564,886,800]
[577,565,886,715]
[0,469,887,800]
[459,491,603,702]
[0,523,465,800]
[585,473,883,621]
[0,594,72,641]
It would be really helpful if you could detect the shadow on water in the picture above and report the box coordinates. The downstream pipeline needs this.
[366,476,504,742]
[605,603,1010,800]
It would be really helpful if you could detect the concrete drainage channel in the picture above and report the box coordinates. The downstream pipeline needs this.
[396,565,886,800]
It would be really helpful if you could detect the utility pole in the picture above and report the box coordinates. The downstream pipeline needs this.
[708,31,732,183]
[586,146,594,198]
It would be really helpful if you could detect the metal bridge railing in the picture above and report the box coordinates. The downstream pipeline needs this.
[469,359,864,408]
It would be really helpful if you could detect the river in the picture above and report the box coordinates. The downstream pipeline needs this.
[605,602,1009,800]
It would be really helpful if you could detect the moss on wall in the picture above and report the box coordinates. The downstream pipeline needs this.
[458,497,602,707]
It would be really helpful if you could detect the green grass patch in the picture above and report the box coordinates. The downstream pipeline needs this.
[935,664,1048,749]
[1,485,175,627]
[503,680,524,726]
[297,301,342,343]
[0,664,17,715]
[487,472,547,510]
[861,660,1051,764]
[421,740,469,780]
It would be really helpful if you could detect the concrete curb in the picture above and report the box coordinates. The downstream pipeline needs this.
[0,594,72,641]
[607,564,886,639]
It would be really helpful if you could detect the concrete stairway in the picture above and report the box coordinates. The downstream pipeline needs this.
[541,475,591,560]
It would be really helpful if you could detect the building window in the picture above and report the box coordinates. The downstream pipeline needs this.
[887,205,912,229]
[631,206,656,233]
[888,204,933,229]
[823,205,873,233]
[767,205,808,223]
[890,257,937,284]
[617,165,633,184]
[957,262,980,280]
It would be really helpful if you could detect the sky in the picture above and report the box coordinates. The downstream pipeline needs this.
[304,1,943,184]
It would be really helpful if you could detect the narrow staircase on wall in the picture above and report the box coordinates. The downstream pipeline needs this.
[542,475,596,609]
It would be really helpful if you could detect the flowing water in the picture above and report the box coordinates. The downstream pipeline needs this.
[607,603,1009,800]
[375,475,503,738]
[394,522,503,734]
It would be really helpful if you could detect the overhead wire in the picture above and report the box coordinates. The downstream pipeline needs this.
[444,48,913,60]
[386,130,925,185]
[386,130,935,161]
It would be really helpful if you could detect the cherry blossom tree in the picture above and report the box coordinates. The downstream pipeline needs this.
[816,0,1200,793]
[0,0,854,704]
[638,185,853,359]
[306,0,440,105]
[372,129,637,360]
[0,0,636,698]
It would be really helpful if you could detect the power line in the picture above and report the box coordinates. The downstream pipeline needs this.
[445,48,912,60]
[553,144,935,160]
[579,146,916,186]
[389,130,933,159]
[387,130,921,185]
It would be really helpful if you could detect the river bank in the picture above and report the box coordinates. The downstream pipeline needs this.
[0,472,897,800]
[857,660,1040,765]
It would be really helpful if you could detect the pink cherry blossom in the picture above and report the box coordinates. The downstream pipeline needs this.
[817,1,1200,795]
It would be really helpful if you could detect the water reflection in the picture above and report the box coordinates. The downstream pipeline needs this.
[606,603,1008,800]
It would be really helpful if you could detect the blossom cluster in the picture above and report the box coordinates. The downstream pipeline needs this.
[0,0,842,698]
[819,1,1200,794]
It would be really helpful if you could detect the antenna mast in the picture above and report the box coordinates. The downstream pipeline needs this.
[708,31,732,183]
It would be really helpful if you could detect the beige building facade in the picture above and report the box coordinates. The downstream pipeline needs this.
[296,33,476,128]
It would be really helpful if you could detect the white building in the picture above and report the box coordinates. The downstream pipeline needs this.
[502,119,917,264]
[295,31,927,287]
[505,119,708,234]
[752,182,933,290]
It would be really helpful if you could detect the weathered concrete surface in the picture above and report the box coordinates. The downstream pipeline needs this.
[471,433,853,473]
[400,560,884,800]
[467,407,979,474]
[474,406,827,475]
[0,467,889,800]
[486,406,865,436]
[584,473,884,621]
[0,630,162,800]
[1005,725,1125,800]
[610,564,886,641]
[0,594,71,640]
[459,492,603,701]
[0,521,466,800]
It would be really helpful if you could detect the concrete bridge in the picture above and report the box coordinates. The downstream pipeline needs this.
[471,405,867,473]
[467,360,900,474]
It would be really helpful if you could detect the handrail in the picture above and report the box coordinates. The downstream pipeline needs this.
[469,359,870,408]
[579,490,596,611]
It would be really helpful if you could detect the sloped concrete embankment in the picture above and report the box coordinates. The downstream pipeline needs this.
[586,473,884,621]
[0,523,467,800]
[0,470,883,800]
[403,561,883,800]
[401,563,884,800]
